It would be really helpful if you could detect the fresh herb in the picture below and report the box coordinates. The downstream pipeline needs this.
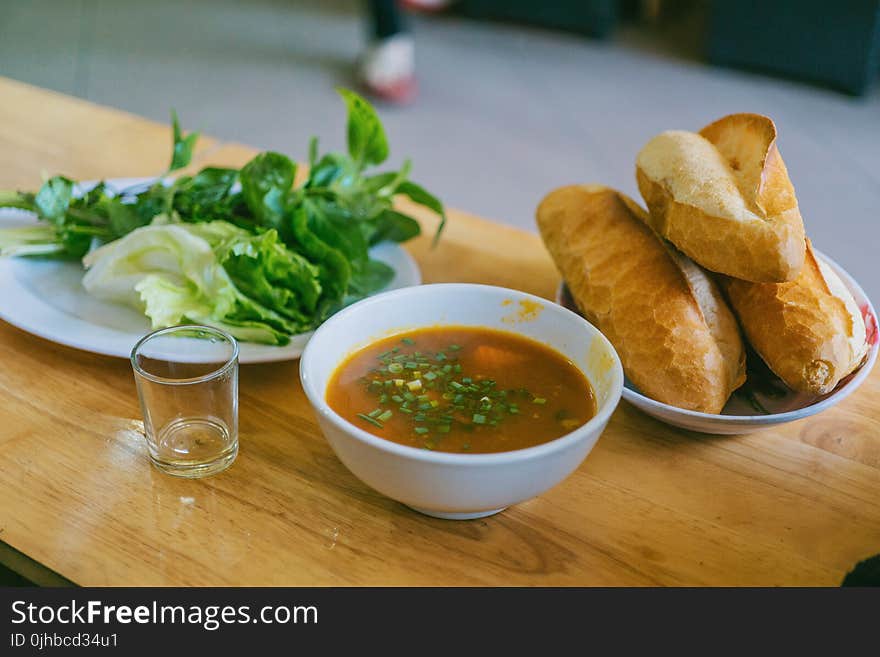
[0,89,447,345]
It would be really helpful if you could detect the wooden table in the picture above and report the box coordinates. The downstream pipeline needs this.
[1,77,878,586]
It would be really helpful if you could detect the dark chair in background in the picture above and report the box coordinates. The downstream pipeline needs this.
[707,0,880,96]
[457,0,880,96]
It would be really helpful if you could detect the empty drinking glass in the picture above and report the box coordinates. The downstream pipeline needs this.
[131,325,239,478]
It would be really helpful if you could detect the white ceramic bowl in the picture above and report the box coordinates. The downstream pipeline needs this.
[557,248,878,434]
[300,283,624,519]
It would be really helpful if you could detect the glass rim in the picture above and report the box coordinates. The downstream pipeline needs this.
[130,324,239,386]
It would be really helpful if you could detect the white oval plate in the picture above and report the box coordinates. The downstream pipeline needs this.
[557,249,878,434]
[0,178,421,363]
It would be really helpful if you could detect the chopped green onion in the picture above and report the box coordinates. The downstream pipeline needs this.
[357,413,383,428]
[358,340,554,440]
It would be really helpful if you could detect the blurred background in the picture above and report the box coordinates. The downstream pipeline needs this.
[1,0,878,294]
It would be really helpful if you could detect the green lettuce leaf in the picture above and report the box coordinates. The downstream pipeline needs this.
[287,206,351,316]
[81,223,300,345]
[186,221,322,323]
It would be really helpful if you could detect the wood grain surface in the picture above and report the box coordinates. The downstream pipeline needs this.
[1,76,878,586]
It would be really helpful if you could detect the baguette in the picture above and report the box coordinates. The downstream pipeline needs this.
[719,240,869,395]
[537,185,745,413]
[636,113,805,283]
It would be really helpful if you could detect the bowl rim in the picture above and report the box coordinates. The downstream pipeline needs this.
[300,283,624,465]
[557,247,878,426]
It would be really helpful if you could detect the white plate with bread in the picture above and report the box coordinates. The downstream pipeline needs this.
[538,113,877,434]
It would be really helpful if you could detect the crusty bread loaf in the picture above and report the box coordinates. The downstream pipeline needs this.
[537,185,745,413]
[719,240,869,395]
[635,113,805,283]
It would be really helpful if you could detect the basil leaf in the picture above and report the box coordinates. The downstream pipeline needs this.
[396,180,446,243]
[348,258,394,297]
[103,198,147,236]
[169,110,200,172]
[363,159,412,197]
[303,198,369,266]
[308,136,319,171]
[367,209,421,245]
[34,176,74,223]
[173,167,238,220]
[240,152,296,232]
[338,88,388,168]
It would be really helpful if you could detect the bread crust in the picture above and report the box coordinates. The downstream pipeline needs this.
[536,185,745,413]
[635,113,805,283]
[719,240,869,395]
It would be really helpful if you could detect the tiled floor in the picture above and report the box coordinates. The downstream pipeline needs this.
[2,0,878,296]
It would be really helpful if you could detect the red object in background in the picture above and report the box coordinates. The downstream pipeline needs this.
[862,304,878,346]
[400,0,453,13]
[363,75,418,105]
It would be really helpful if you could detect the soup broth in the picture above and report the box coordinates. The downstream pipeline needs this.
[326,326,596,454]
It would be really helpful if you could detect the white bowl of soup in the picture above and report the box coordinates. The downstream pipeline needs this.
[300,283,623,519]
